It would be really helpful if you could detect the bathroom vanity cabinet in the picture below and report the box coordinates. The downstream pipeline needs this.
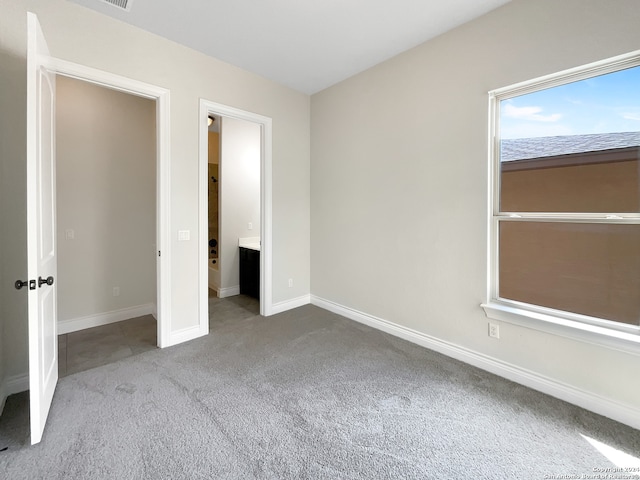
[239,246,260,299]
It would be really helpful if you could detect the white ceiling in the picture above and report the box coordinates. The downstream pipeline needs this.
[67,0,512,94]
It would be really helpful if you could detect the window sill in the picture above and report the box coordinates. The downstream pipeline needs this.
[481,302,640,357]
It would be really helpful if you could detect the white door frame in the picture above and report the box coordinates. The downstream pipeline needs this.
[199,100,273,318]
[42,56,172,347]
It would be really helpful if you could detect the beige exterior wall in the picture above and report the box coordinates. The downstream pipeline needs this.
[311,0,640,411]
[502,157,639,213]
[501,155,640,325]
[500,221,640,325]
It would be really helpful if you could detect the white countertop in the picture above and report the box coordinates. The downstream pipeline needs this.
[238,237,261,251]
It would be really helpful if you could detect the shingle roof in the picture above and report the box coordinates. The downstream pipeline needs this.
[501,131,640,162]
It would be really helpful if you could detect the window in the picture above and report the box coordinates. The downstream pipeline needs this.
[482,51,640,352]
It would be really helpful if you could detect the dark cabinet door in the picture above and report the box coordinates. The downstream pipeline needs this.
[239,247,260,299]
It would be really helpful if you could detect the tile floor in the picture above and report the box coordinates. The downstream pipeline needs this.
[58,314,157,377]
[58,291,260,377]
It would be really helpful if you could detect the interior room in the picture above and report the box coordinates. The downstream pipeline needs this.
[207,114,220,292]
[207,113,262,302]
[55,75,158,376]
[0,0,639,477]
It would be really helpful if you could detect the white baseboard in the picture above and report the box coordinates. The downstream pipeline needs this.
[208,265,220,292]
[0,377,7,417]
[7,373,29,395]
[151,303,157,320]
[218,286,240,299]
[271,294,311,315]
[310,295,640,431]
[58,303,155,335]
[0,373,37,404]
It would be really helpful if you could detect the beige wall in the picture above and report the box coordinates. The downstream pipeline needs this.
[0,0,310,380]
[220,117,261,290]
[56,75,156,322]
[310,0,640,411]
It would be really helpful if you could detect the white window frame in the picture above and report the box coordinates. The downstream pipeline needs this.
[481,50,640,356]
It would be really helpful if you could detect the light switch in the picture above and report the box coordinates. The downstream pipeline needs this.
[178,230,190,241]
[248,222,253,230]
[65,229,75,240]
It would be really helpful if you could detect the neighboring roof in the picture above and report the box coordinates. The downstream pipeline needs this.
[501,132,640,162]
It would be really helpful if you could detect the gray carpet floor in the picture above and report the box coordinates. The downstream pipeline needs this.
[1,295,639,479]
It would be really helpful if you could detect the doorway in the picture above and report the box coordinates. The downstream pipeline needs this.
[206,114,221,295]
[207,114,261,299]
[55,75,158,375]
[45,56,172,347]
[199,101,273,324]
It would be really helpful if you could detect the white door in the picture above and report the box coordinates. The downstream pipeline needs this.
[26,12,58,445]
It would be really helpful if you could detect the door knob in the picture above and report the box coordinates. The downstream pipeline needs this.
[38,276,54,287]
[15,279,37,290]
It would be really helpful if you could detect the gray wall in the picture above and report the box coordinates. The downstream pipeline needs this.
[310,0,640,410]
[0,0,310,382]
[56,76,156,323]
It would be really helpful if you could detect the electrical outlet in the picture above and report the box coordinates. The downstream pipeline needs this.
[113,286,120,297]
[288,278,293,288]
[488,323,500,339]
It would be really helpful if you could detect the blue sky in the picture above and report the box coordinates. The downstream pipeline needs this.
[500,65,640,139]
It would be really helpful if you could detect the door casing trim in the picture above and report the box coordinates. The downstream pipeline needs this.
[198,100,273,319]
[44,56,172,347]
